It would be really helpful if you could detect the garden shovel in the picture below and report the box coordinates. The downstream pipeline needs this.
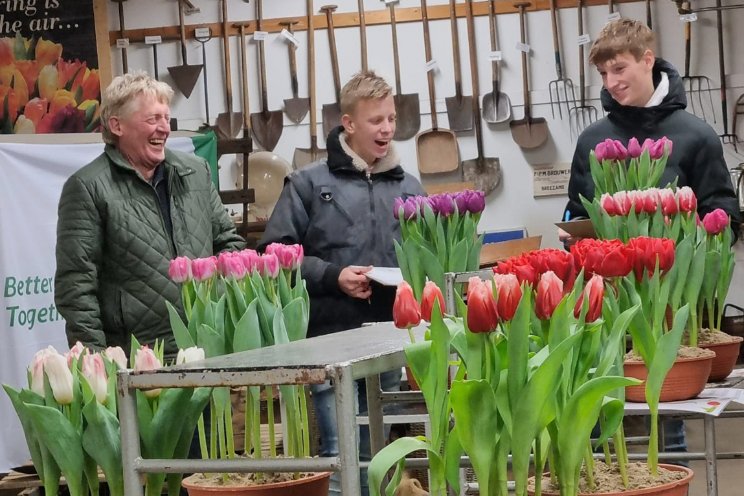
[389,1,420,141]
[510,2,549,149]
[281,21,310,125]
[215,0,242,139]
[167,0,203,98]
[482,0,511,124]
[249,0,283,151]
[444,0,473,132]
[321,5,342,139]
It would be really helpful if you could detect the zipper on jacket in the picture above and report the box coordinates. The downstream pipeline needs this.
[367,175,378,255]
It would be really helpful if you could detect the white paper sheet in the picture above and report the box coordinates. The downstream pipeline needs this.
[365,267,404,286]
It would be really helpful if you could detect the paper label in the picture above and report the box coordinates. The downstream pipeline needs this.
[145,35,162,44]
[533,163,571,197]
[680,13,698,22]
[488,50,502,61]
[516,42,530,53]
[194,27,211,38]
[281,29,300,47]
[384,0,399,5]
[116,38,129,48]
[425,59,438,72]
[578,34,591,45]
[253,30,268,41]
[607,12,622,22]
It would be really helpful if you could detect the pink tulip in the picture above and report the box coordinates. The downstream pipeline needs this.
[104,346,128,369]
[535,271,564,320]
[612,139,628,160]
[600,193,619,216]
[28,346,56,396]
[659,189,678,216]
[260,253,280,278]
[492,273,522,321]
[44,351,74,405]
[134,346,162,398]
[702,208,729,235]
[676,187,697,213]
[650,137,672,160]
[168,256,192,283]
[641,188,659,214]
[626,190,644,215]
[191,256,218,282]
[641,138,655,154]
[66,341,87,366]
[613,191,632,216]
[594,141,608,162]
[238,249,263,273]
[81,354,108,404]
[265,243,304,270]
[217,251,247,279]
[627,137,642,158]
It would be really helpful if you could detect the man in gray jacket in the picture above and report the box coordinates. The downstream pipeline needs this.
[55,72,244,359]
[259,71,425,495]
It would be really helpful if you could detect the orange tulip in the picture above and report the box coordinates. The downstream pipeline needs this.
[0,66,29,108]
[23,97,48,126]
[0,86,19,123]
[420,281,445,322]
[393,281,421,329]
[81,69,100,101]
[35,38,63,66]
[0,38,14,66]
[57,58,86,92]
[15,60,41,96]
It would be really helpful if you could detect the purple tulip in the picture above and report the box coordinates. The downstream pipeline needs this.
[627,137,642,158]
[393,197,405,220]
[603,138,619,160]
[594,141,608,161]
[467,190,486,213]
[430,193,455,217]
[402,197,419,220]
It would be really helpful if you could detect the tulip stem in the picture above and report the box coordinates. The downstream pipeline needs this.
[266,386,276,458]
[407,327,416,343]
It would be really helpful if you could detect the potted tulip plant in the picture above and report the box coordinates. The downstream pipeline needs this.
[166,245,331,494]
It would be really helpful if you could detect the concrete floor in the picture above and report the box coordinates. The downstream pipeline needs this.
[687,416,744,496]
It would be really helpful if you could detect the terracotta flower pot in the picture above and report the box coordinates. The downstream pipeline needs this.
[528,464,693,495]
[182,471,332,496]
[624,354,714,403]
[699,335,744,381]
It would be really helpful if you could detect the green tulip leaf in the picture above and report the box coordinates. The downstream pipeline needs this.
[166,301,195,350]
[368,436,435,496]
[82,398,124,496]
[645,304,690,409]
[592,397,626,450]
[3,386,47,482]
[232,299,262,352]
[196,323,226,358]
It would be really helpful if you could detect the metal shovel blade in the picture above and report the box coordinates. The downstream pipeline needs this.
[393,93,421,141]
[510,116,549,150]
[293,145,328,169]
[483,91,512,124]
[167,64,203,98]
[215,112,243,140]
[283,97,310,125]
[250,110,284,152]
[415,128,459,174]
[322,103,342,140]
[444,95,473,132]
[462,156,502,195]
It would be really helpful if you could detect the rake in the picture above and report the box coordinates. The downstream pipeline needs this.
[548,0,575,119]
[569,0,597,139]
[680,3,715,123]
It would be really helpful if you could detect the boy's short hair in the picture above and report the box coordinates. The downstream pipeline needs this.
[340,71,392,115]
[588,18,655,66]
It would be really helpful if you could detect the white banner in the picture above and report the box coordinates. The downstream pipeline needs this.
[0,134,196,472]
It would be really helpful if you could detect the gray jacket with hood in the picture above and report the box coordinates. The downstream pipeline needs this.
[259,126,425,338]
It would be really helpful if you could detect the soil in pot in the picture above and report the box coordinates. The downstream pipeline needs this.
[528,461,693,495]
[182,471,331,496]
[624,347,715,403]
[686,328,743,381]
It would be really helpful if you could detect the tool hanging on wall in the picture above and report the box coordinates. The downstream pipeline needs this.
[146,36,162,80]
[358,0,368,71]
[281,21,311,124]
[646,0,653,29]
[715,0,738,151]
[444,0,473,132]
[510,2,549,149]
[321,5,343,139]
[294,0,328,168]
[167,0,203,98]
[680,3,714,123]
[194,27,213,126]
[250,0,284,151]
[568,0,597,140]
[388,0,420,141]
[216,0,243,139]
[548,0,575,119]
[482,0,511,124]
[113,0,128,74]
[415,0,459,174]
[462,0,501,194]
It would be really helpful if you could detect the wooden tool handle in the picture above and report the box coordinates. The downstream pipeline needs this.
[489,0,501,93]
[308,0,318,140]
[449,0,463,97]
[256,0,270,113]
[114,0,128,73]
[465,0,484,156]
[389,4,403,94]
[238,24,251,132]
[549,0,562,79]
[281,21,301,98]
[221,0,233,113]
[577,0,586,105]
[177,0,188,65]
[358,0,367,71]
[421,0,438,129]
[321,5,341,102]
[514,2,531,117]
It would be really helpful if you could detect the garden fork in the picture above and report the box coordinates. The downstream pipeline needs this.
[548,0,575,119]
[569,0,597,139]
[715,0,738,151]
[680,2,715,123]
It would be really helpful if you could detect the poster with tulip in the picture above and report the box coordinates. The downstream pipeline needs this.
[0,0,101,134]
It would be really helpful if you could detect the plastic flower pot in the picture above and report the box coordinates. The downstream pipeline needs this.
[181,471,332,496]
[699,335,743,381]
[624,354,714,403]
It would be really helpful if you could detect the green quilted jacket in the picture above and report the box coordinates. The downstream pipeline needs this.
[55,144,245,357]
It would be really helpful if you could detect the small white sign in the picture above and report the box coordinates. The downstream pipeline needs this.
[578,34,591,46]
[116,38,130,48]
[383,0,399,4]
[281,29,300,47]
[488,50,502,61]
[607,12,622,22]
[533,163,571,197]
[194,27,211,38]
[680,13,698,22]
[145,35,162,44]
[516,42,530,53]
[253,30,268,41]
[425,59,439,72]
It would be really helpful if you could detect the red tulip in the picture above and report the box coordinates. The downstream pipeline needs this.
[492,273,522,321]
[528,249,576,290]
[613,191,632,216]
[393,281,421,328]
[494,255,538,287]
[420,281,445,322]
[676,187,697,213]
[574,275,605,322]
[536,271,564,320]
[466,277,499,333]
[571,239,633,278]
[641,188,660,214]
[601,193,619,216]
[627,236,675,280]
[702,209,729,235]
[659,188,678,216]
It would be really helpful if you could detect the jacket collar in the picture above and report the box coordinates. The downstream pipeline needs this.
[105,144,196,178]
[325,126,404,179]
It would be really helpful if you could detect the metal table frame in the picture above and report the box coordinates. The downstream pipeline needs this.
[117,322,425,496]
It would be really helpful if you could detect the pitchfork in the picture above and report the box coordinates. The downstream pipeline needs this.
[680,2,715,123]
[569,0,597,139]
[548,0,575,119]
[715,0,738,151]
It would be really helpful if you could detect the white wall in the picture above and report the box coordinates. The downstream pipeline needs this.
[109,0,744,249]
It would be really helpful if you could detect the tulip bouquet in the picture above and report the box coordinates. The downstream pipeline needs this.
[393,190,485,300]
[588,137,672,197]
[1,34,101,134]
[369,248,643,496]
[167,244,312,483]
[2,340,210,496]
